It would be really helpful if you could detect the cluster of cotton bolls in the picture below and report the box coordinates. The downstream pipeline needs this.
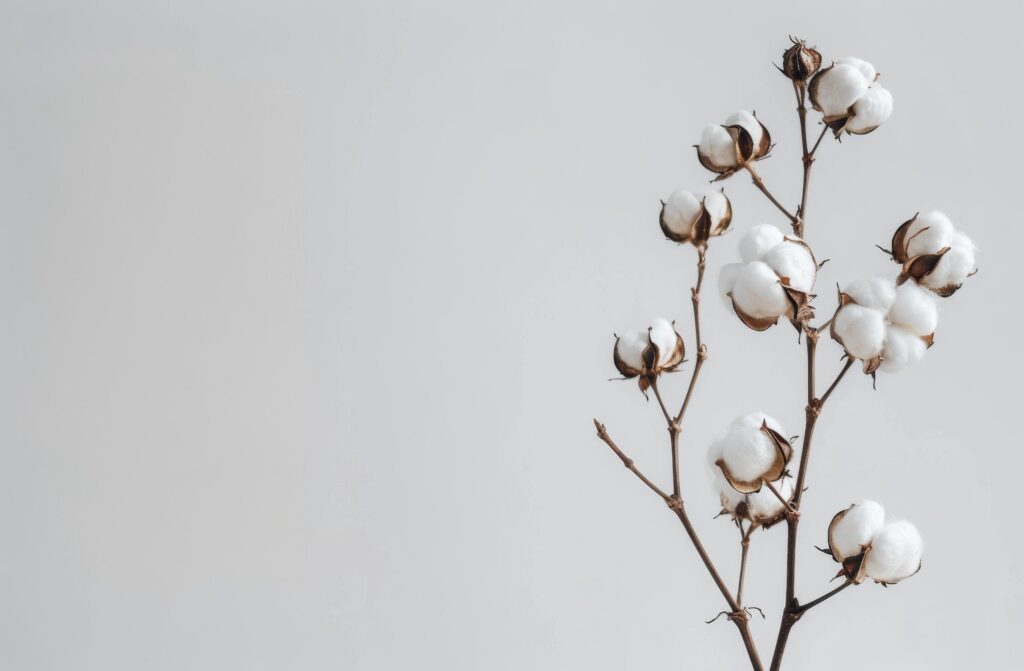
[830,275,938,375]
[659,189,732,247]
[809,57,893,136]
[613,318,685,393]
[707,412,794,527]
[719,224,818,330]
[827,500,923,585]
[696,111,772,179]
[889,211,978,297]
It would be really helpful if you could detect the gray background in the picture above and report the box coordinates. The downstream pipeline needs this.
[1,1,1019,669]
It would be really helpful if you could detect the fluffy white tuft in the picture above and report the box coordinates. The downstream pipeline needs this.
[921,240,976,292]
[616,330,648,371]
[729,411,784,436]
[833,304,887,360]
[834,57,877,83]
[700,124,737,168]
[711,469,745,512]
[732,261,789,319]
[879,325,927,373]
[846,83,893,133]
[724,110,764,147]
[739,224,785,263]
[864,520,923,583]
[703,190,729,228]
[814,64,870,116]
[888,282,938,336]
[745,476,795,521]
[662,189,702,236]
[762,239,817,292]
[719,263,742,309]
[719,426,777,482]
[905,211,954,257]
[844,276,897,311]
[831,499,886,559]
[648,318,677,367]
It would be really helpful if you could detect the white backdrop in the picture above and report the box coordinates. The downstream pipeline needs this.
[1,1,1021,669]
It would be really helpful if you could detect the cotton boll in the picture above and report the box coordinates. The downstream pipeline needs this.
[699,124,737,169]
[648,318,677,367]
[719,427,777,483]
[724,110,763,148]
[864,520,923,583]
[813,64,870,117]
[830,500,886,560]
[615,330,648,371]
[762,239,817,292]
[844,276,897,312]
[835,57,878,83]
[879,325,927,373]
[846,84,893,134]
[739,224,785,263]
[732,261,789,319]
[888,282,938,336]
[833,304,886,360]
[710,468,744,512]
[905,211,955,257]
[662,189,702,237]
[719,263,742,309]
[921,241,977,293]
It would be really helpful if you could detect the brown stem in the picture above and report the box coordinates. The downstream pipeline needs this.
[743,163,798,226]
[794,579,853,615]
[737,523,752,606]
[675,247,707,425]
[592,420,671,502]
[769,330,852,671]
[670,502,764,671]
[591,420,763,670]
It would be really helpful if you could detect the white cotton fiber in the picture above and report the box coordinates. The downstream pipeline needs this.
[648,318,677,367]
[831,499,886,560]
[616,330,648,371]
[745,476,795,521]
[921,240,976,293]
[762,239,817,292]
[724,110,764,148]
[813,64,870,116]
[864,520,923,583]
[729,411,785,436]
[844,276,897,312]
[888,281,937,336]
[719,263,742,309]
[719,426,778,482]
[879,325,926,373]
[732,261,789,319]
[700,124,737,169]
[905,211,954,257]
[739,224,786,263]
[846,84,893,133]
[833,304,887,360]
[662,189,702,236]
[703,190,729,228]
[712,469,745,512]
[834,57,877,83]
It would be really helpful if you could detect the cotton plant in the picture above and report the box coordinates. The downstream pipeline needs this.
[591,38,979,671]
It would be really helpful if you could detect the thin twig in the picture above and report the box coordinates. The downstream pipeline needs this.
[737,523,752,606]
[592,420,670,502]
[762,479,795,511]
[794,580,854,614]
[743,163,799,226]
[820,358,854,406]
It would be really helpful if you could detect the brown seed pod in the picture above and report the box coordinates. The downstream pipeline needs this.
[781,37,822,82]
